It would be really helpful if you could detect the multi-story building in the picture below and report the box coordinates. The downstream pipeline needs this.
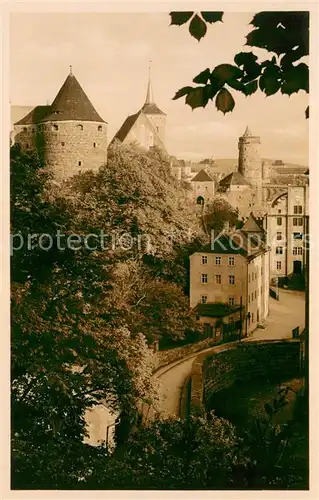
[189,222,269,336]
[265,185,309,278]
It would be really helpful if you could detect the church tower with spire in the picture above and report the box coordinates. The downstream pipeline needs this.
[14,67,108,180]
[111,63,167,152]
[238,126,262,186]
[140,64,166,147]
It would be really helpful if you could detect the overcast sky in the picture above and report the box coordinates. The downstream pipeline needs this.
[10,12,309,164]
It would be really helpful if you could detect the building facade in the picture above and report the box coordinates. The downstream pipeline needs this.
[189,227,269,336]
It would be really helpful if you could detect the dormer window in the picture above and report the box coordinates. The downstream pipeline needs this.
[77,124,83,131]
[98,125,102,132]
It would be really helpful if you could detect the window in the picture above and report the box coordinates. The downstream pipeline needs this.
[278,209,282,214]
[23,127,27,132]
[277,261,282,270]
[61,141,65,146]
[98,125,102,131]
[293,232,303,240]
[197,196,204,205]
[201,256,208,265]
[261,286,263,295]
[277,232,282,240]
[201,274,208,284]
[156,126,159,132]
[248,274,251,283]
[277,217,282,226]
[215,275,221,284]
[252,313,254,323]
[77,124,83,131]
[293,247,303,255]
[251,293,254,301]
[201,295,207,304]
[255,290,257,299]
[26,144,29,149]
[276,246,283,255]
[228,297,235,306]
[78,161,82,166]
[93,142,97,148]
[53,124,59,131]
[294,205,302,214]
[248,295,250,303]
[298,218,303,226]
[215,256,221,265]
[228,257,235,266]
[229,275,235,285]
[293,218,298,226]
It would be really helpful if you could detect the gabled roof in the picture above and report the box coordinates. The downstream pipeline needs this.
[219,171,251,187]
[191,169,213,182]
[14,105,51,125]
[242,213,265,233]
[196,303,243,318]
[141,102,166,115]
[112,111,141,143]
[40,73,106,123]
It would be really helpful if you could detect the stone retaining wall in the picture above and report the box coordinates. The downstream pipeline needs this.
[188,339,300,412]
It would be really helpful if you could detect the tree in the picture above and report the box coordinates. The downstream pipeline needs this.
[169,11,309,118]
[204,197,242,233]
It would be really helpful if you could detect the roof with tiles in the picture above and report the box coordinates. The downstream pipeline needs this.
[219,171,251,187]
[241,213,265,233]
[191,169,213,182]
[14,105,51,126]
[41,73,106,123]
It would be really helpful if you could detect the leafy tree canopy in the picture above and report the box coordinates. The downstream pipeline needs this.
[170,11,309,118]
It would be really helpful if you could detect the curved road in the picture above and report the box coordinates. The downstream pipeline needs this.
[154,290,305,419]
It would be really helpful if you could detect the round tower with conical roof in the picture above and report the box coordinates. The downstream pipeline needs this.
[238,126,262,186]
[15,68,108,180]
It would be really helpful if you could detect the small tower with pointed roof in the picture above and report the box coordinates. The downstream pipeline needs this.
[14,68,108,180]
[238,125,262,186]
[140,63,166,146]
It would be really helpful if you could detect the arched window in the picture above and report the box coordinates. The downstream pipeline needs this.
[77,124,83,131]
[98,125,102,132]
[197,196,204,205]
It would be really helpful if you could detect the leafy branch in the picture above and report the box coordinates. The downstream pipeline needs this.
[170,11,309,117]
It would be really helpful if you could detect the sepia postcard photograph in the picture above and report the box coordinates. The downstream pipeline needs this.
[2,1,318,497]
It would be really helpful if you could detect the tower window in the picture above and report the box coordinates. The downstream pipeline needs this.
[77,124,83,131]
[93,142,97,148]
[98,125,102,131]
[78,161,82,166]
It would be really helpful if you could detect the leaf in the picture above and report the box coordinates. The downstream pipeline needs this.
[211,64,243,84]
[169,12,194,26]
[227,79,246,92]
[189,14,207,41]
[200,12,223,24]
[215,88,235,114]
[172,86,194,100]
[281,62,309,95]
[185,87,209,109]
[193,68,211,84]
[305,106,309,119]
[244,80,258,96]
[259,64,282,96]
[234,51,258,67]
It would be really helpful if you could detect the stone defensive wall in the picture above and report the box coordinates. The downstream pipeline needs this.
[182,339,301,416]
